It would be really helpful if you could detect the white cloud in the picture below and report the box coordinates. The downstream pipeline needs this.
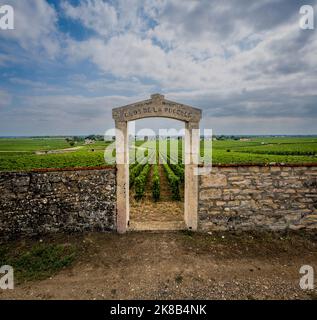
[62,0,118,37]
[62,0,317,102]
[0,0,60,58]
[0,93,140,135]
[201,116,317,135]
[62,0,149,37]
[1,0,317,135]
[4,0,317,98]
[66,74,156,94]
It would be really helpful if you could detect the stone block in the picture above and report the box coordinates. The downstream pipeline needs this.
[201,173,227,188]
[200,189,222,200]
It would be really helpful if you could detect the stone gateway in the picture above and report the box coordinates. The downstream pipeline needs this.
[112,94,202,233]
[0,94,316,238]
[112,94,201,123]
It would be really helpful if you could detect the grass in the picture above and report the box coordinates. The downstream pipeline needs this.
[0,243,77,282]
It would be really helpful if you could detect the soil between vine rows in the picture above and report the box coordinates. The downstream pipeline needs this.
[129,165,184,230]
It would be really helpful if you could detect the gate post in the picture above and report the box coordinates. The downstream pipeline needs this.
[184,121,199,230]
[115,120,129,233]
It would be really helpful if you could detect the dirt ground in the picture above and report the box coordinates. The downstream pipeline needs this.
[1,231,317,300]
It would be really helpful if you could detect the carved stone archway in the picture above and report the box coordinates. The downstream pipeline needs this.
[112,94,202,233]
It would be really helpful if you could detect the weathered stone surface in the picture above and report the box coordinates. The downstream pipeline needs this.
[200,189,222,200]
[2,164,316,236]
[198,165,317,232]
[201,173,227,188]
[0,169,116,238]
[112,94,202,123]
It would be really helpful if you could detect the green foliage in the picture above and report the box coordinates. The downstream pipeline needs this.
[0,137,317,171]
[129,162,138,170]
[129,163,145,187]
[85,134,104,141]
[0,150,110,171]
[152,164,160,202]
[0,243,76,282]
[163,163,181,201]
[170,164,185,182]
[73,136,84,142]
[235,143,317,156]
[134,163,151,200]
[70,141,75,147]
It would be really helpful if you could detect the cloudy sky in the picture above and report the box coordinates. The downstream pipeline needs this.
[0,0,316,136]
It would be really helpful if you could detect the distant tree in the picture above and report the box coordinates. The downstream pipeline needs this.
[95,135,104,141]
[65,137,76,147]
[73,136,84,142]
[85,135,96,141]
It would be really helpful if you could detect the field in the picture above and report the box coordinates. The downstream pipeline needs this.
[0,138,72,152]
[0,136,317,171]
[0,139,112,171]
[210,137,317,165]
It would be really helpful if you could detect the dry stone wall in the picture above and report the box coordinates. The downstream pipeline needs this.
[0,168,116,238]
[199,165,317,231]
[1,165,316,237]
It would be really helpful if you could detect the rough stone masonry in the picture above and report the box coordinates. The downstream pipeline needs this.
[0,168,116,239]
[199,165,317,231]
[0,165,317,238]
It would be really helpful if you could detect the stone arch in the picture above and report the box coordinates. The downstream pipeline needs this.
[112,94,202,233]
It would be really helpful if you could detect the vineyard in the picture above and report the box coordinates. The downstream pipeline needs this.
[129,147,184,203]
[1,136,317,229]
[0,136,317,171]
[129,146,185,229]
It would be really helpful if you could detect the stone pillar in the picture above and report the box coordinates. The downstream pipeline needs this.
[184,121,199,230]
[115,121,129,233]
